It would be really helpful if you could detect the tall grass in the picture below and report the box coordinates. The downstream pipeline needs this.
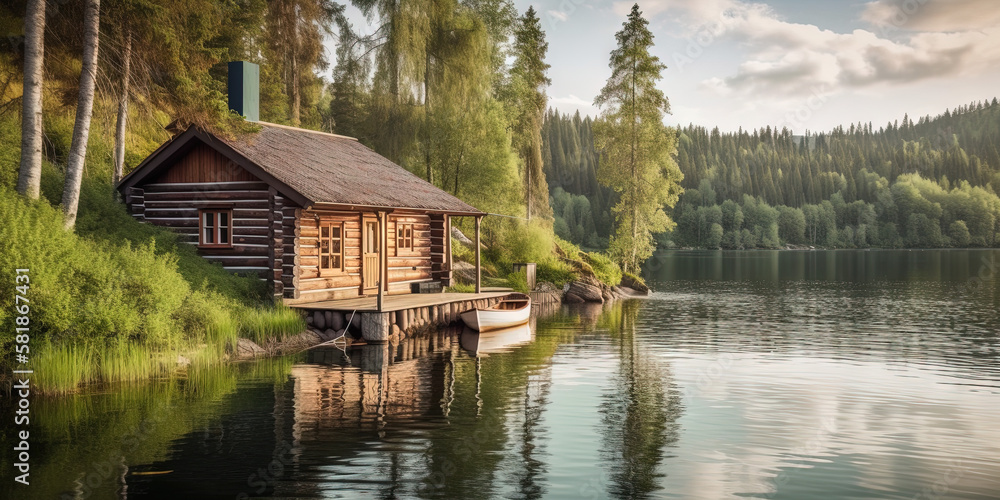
[0,100,305,394]
[96,343,170,384]
[32,344,95,394]
[237,305,306,345]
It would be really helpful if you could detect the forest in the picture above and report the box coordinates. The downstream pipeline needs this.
[1,0,679,391]
[4,0,999,392]
[547,99,1000,249]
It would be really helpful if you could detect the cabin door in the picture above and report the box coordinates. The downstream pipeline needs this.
[362,217,380,294]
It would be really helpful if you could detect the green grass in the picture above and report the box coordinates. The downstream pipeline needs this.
[236,305,306,345]
[584,251,623,287]
[96,343,171,384]
[446,283,476,293]
[32,343,96,394]
[0,75,305,394]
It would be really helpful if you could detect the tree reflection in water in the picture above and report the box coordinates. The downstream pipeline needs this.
[596,300,683,499]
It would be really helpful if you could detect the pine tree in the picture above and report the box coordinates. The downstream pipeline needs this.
[593,4,683,272]
[509,7,551,220]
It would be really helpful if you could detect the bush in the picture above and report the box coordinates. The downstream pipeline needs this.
[503,220,556,265]
[583,252,623,287]
[446,283,476,293]
[536,260,574,287]
[506,271,529,293]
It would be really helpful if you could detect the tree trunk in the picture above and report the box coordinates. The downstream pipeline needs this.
[630,51,638,271]
[61,0,101,230]
[291,24,300,126]
[113,29,132,191]
[17,0,46,200]
[424,52,433,184]
[526,144,533,220]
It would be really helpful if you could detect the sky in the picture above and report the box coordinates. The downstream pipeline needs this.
[333,0,1000,133]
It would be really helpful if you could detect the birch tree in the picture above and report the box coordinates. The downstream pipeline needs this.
[112,29,131,189]
[17,0,45,200]
[593,4,683,273]
[61,0,101,229]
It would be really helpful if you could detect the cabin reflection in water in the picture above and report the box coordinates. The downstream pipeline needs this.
[291,327,460,436]
[288,314,540,440]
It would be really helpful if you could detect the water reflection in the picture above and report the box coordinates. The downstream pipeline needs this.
[6,250,1000,499]
[597,300,682,499]
[649,249,1000,285]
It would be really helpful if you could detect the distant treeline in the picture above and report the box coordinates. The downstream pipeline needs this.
[542,110,613,248]
[545,98,1000,249]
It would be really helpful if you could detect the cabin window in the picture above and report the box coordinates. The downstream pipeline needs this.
[396,223,413,254]
[199,209,232,248]
[320,222,344,273]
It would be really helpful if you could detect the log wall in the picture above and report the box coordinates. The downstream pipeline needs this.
[290,209,436,302]
[387,212,434,293]
[293,210,363,301]
[123,144,292,286]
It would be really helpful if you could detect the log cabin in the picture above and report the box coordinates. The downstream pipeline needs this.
[117,62,486,306]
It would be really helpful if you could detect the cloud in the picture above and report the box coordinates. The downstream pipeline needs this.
[673,0,1000,97]
[549,94,600,117]
[547,9,569,22]
[551,94,595,108]
[860,0,1000,32]
[611,0,675,19]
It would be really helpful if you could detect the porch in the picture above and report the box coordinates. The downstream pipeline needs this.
[290,289,514,343]
[289,290,512,313]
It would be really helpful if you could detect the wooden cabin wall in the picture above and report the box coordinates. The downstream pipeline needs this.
[387,213,433,293]
[429,214,451,286]
[292,210,363,301]
[124,142,285,289]
[289,210,435,302]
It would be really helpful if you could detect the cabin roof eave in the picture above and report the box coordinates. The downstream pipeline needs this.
[116,126,311,208]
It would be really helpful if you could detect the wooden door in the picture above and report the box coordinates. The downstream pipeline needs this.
[362,218,380,293]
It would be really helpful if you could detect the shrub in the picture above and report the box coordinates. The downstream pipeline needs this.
[536,260,574,287]
[446,283,476,293]
[584,252,623,287]
[506,271,529,293]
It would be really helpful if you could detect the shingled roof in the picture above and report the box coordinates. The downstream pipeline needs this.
[119,122,484,215]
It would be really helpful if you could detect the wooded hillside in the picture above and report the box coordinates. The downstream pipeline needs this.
[547,99,1000,249]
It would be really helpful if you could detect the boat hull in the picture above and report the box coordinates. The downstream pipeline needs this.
[460,295,531,332]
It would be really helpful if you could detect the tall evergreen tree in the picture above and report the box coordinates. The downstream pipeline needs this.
[508,6,551,221]
[266,0,338,127]
[593,4,683,272]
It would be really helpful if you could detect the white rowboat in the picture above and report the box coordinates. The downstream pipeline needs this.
[459,293,531,332]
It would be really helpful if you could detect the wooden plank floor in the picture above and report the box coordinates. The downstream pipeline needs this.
[289,290,512,312]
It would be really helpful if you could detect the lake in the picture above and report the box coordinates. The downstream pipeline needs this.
[3,249,999,499]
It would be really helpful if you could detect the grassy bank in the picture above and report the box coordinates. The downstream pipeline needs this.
[0,81,304,394]
[0,183,306,394]
[450,216,636,293]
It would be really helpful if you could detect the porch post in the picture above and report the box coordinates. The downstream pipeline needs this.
[475,215,482,293]
[445,215,453,287]
[377,211,386,311]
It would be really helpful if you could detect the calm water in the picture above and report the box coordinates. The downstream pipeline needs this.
[3,249,1000,499]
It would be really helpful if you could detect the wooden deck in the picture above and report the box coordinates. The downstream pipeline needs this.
[289,290,512,312]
